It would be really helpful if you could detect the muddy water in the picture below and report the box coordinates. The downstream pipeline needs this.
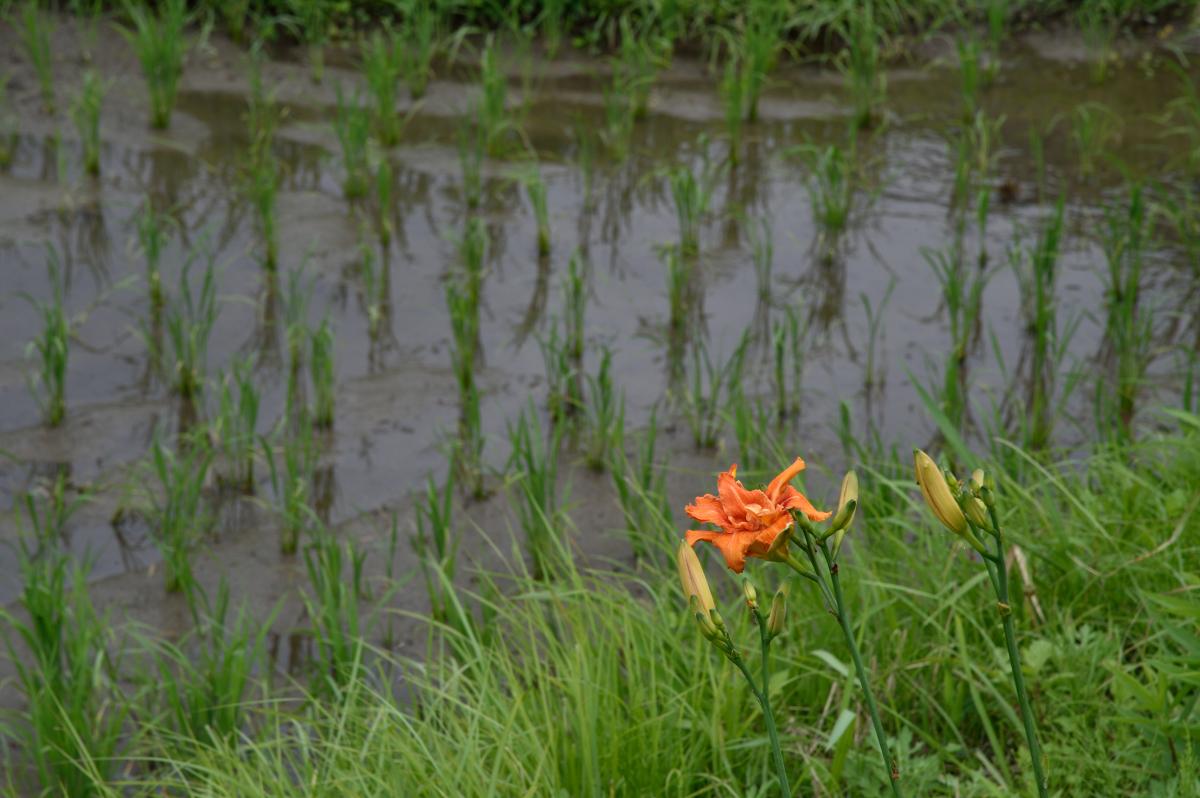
[0,19,1197,640]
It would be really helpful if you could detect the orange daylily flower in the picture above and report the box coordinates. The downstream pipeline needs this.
[685,457,832,573]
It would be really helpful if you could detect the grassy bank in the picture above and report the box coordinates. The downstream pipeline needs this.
[4,412,1198,796]
[17,0,1198,54]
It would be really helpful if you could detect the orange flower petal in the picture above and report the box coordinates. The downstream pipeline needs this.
[779,485,832,521]
[766,457,807,503]
[746,513,793,559]
[686,529,758,573]
[716,465,752,519]
[685,494,731,528]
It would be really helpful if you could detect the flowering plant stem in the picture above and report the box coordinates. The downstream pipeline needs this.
[727,611,791,795]
[785,520,904,797]
[980,506,1049,798]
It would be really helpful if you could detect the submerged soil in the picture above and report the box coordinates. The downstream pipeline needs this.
[0,15,1197,664]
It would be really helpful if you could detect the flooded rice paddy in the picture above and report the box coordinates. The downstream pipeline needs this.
[1,17,1198,652]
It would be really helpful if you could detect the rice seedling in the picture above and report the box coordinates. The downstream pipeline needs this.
[680,336,747,449]
[244,60,280,272]
[358,238,386,338]
[71,69,104,177]
[264,413,317,554]
[286,0,332,83]
[772,305,807,419]
[747,215,774,305]
[69,0,104,60]
[122,0,189,129]
[445,219,486,497]
[860,279,895,393]
[152,580,273,750]
[837,6,886,129]
[610,405,672,560]
[478,36,514,155]
[583,346,624,471]
[1097,186,1152,442]
[411,470,463,629]
[374,157,393,245]
[160,254,218,401]
[957,37,984,120]
[245,41,278,152]
[19,1,55,112]
[18,467,83,545]
[662,245,695,346]
[1011,199,1080,450]
[507,403,566,580]
[563,251,586,366]
[571,116,597,205]
[23,251,70,427]
[1164,64,1200,176]
[310,318,335,429]
[951,110,1004,209]
[984,0,1009,60]
[302,532,367,696]
[458,122,486,210]
[1078,2,1120,84]
[213,357,259,492]
[728,392,780,474]
[925,238,987,433]
[536,0,568,57]
[615,15,666,120]
[1156,182,1200,270]
[362,29,404,147]
[0,76,13,168]
[137,201,168,316]
[796,139,857,247]
[146,430,212,594]
[333,84,371,200]
[1,541,124,798]
[538,319,580,428]
[513,164,551,256]
[601,75,637,162]
[1071,102,1120,178]
[209,0,251,44]
[397,0,444,100]
[719,57,745,165]
[667,160,721,258]
[283,269,312,415]
[720,0,785,125]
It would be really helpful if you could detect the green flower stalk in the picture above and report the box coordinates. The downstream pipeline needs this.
[914,450,1049,798]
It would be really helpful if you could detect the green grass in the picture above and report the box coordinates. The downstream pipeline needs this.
[6,411,1198,795]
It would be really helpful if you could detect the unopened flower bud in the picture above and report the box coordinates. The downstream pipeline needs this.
[914,450,987,554]
[962,494,992,532]
[677,541,715,614]
[742,578,758,611]
[830,470,859,557]
[766,589,786,639]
